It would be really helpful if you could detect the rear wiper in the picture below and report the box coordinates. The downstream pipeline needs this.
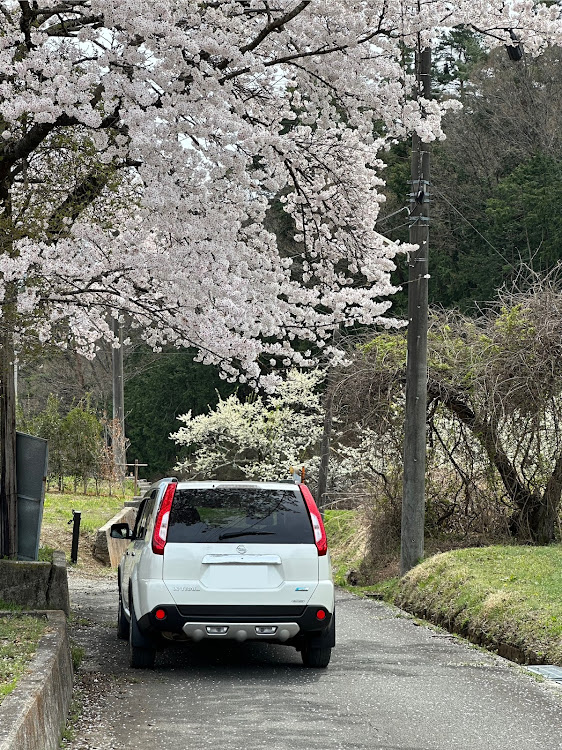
[218,531,275,540]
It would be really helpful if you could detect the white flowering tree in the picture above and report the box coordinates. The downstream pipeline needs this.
[172,369,323,482]
[1,1,561,554]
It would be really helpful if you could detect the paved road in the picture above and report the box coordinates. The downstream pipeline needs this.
[66,573,562,750]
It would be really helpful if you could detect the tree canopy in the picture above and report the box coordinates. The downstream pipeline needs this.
[172,369,323,482]
[2,1,562,555]
[332,273,562,545]
[2,1,561,374]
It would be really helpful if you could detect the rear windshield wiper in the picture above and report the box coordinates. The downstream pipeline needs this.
[218,530,275,540]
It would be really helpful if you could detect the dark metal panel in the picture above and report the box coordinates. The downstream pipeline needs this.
[16,431,48,561]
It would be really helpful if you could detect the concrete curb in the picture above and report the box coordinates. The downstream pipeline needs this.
[0,610,73,750]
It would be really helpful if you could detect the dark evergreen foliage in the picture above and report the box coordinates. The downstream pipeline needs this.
[124,349,238,478]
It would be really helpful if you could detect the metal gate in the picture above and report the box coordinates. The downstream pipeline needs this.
[16,431,48,561]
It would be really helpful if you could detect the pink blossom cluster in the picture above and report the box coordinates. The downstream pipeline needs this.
[0,1,560,385]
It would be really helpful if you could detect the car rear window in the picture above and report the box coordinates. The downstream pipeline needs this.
[167,487,314,544]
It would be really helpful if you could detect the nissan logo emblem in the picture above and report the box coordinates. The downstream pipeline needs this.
[236,545,247,554]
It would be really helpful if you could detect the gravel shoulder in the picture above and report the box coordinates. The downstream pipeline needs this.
[63,571,125,750]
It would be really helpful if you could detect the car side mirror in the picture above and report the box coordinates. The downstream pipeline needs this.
[110,522,133,540]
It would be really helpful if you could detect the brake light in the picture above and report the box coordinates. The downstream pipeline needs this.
[300,484,327,556]
[152,482,177,555]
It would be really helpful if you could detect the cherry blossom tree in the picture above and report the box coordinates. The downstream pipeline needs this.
[1,0,561,555]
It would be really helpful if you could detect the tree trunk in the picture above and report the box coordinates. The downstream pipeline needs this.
[0,174,18,557]
[0,327,17,558]
[431,381,558,543]
[472,425,558,543]
[509,500,557,545]
[112,319,126,486]
[510,451,562,544]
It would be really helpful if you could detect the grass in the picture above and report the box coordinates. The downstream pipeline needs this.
[324,509,366,586]
[394,545,562,664]
[40,487,134,572]
[324,510,562,665]
[42,490,130,536]
[37,545,55,562]
[70,643,85,671]
[0,614,47,703]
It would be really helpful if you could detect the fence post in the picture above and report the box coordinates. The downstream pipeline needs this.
[70,510,81,564]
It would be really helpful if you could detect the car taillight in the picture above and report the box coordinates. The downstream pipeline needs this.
[300,484,327,556]
[152,482,177,555]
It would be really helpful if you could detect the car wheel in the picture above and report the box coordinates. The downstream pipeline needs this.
[129,593,156,669]
[301,644,332,668]
[117,588,129,640]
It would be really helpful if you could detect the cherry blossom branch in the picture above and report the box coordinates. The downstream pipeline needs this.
[238,0,311,56]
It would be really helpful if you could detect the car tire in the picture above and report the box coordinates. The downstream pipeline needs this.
[129,593,156,669]
[117,588,129,640]
[301,644,332,668]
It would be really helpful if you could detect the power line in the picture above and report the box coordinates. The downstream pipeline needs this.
[376,205,410,224]
[385,219,413,234]
[432,186,515,268]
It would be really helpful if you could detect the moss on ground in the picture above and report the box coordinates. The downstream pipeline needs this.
[0,614,47,702]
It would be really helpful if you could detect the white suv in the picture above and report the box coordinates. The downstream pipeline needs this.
[111,479,335,669]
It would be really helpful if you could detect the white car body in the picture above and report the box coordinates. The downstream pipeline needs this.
[113,479,335,668]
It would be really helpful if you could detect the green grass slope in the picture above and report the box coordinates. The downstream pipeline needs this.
[395,545,562,664]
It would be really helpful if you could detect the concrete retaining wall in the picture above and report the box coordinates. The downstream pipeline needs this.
[93,506,137,567]
[0,610,73,750]
[0,552,70,616]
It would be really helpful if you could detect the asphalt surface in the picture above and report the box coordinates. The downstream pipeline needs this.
[66,572,562,750]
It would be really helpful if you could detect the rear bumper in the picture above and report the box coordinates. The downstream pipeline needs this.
[137,604,334,646]
[182,621,300,642]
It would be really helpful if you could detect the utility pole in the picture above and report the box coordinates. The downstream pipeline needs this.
[400,41,431,576]
[111,317,126,481]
